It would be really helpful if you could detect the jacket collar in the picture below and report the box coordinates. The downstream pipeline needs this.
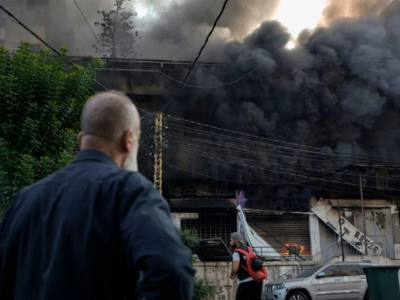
[72,150,117,167]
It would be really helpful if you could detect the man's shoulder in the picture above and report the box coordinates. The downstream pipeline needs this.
[117,170,163,200]
[121,170,153,189]
[18,165,153,196]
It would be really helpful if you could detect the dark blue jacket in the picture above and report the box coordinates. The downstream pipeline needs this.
[0,150,195,300]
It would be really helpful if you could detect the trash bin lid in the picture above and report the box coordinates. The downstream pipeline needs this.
[363,266,400,270]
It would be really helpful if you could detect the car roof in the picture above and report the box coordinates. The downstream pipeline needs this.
[333,262,376,264]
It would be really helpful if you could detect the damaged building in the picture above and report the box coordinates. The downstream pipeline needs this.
[2,0,400,298]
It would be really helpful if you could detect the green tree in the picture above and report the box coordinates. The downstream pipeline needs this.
[0,43,103,217]
[94,0,141,58]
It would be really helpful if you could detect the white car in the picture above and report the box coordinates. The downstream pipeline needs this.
[262,262,376,300]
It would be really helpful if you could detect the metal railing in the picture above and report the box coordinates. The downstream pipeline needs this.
[251,242,400,263]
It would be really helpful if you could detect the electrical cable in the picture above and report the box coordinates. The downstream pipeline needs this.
[73,0,129,83]
[166,151,383,198]
[165,133,400,192]
[164,128,400,176]
[73,0,100,45]
[167,145,400,193]
[165,140,358,183]
[169,163,273,185]
[165,151,327,187]
[4,3,400,198]
[164,125,400,191]
[164,124,400,170]
[166,134,343,174]
[166,138,397,192]
[165,144,364,189]
[158,58,400,90]
[0,4,109,91]
[160,0,230,112]
[1,2,155,118]
[163,115,400,164]
[240,0,250,40]
[71,0,155,111]
[169,0,220,61]
[164,125,356,166]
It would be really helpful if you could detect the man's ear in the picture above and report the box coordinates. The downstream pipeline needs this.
[122,129,134,152]
[77,132,83,148]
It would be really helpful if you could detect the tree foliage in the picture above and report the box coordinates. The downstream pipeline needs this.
[180,229,201,251]
[192,278,217,300]
[0,43,103,217]
[94,0,141,58]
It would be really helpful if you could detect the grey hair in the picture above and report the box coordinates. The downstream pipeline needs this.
[80,91,137,141]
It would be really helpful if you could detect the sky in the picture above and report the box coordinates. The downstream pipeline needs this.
[62,0,391,59]
[119,0,391,59]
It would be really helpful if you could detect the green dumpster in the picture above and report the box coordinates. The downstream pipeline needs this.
[363,266,400,300]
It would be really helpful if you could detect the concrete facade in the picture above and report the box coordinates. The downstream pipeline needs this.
[309,214,321,257]
[315,198,400,260]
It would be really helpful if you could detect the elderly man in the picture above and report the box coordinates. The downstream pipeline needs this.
[0,91,195,300]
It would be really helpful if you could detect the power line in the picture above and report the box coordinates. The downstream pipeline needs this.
[164,125,400,174]
[164,123,398,168]
[158,57,400,90]
[0,4,109,91]
[165,130,400,192]
[72,0,155,112]
[168,145,400,193]
[169,0,220,61]
[164,128,400,188]
[73,0,100,45]
[158,65,264,89]
[163,114,400,164]
[160,0,231,112]
[166,149,385,198]
[136,0,220,103]
[165,133,332,168]
[240,0,250,40]
[72,0,121,78]
[167,152,325,186]
[164,124,346,165]
[169,163,270,185]
[1,3,155,119]
[167,135,400,192]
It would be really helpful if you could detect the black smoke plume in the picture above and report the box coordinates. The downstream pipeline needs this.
[138,4,400,210]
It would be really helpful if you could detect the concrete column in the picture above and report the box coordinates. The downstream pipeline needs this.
[309,214,321,257]
[391,206,400,244]
[171,212,199,229]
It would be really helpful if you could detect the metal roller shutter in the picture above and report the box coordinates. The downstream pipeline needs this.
[246,213,311,257]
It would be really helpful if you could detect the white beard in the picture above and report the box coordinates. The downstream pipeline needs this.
[122,150,138,172]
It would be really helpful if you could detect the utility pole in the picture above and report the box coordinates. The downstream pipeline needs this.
[154,112,163,194]
[338,201,345,262]
[359,174,366,253]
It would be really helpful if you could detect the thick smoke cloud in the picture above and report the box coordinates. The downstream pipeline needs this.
[323,0,392,24]
[22,0,394,60]
[158,6,400,209]
[11,0,400,208]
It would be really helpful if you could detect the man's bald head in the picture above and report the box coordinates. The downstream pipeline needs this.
[78,91,141,170]
[80,91,140,141]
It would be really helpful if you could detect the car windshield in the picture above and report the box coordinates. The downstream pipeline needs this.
[296,265,324,278]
